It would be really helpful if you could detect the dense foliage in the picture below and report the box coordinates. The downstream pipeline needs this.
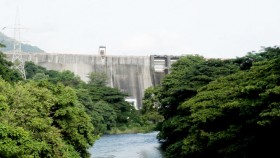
[80,72,141,133]
[25,62,141,134]
[0,45,139,157]
[153,47,280,157]
[4,39,280,157]
[0,53,22,82]
[141,86,164,125]
[0,80,96,157]
[25,61,83,88]
[156,55,239,156]
[179,55,280,157]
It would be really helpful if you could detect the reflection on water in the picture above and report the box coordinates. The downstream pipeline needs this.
[88,131,163,158]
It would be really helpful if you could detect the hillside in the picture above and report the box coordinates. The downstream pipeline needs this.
[0,32,44,53]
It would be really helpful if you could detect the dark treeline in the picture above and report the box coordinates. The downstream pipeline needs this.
[142,46,280,158]
[0,43,146,157]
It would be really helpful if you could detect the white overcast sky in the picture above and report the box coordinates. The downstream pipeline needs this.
[1,0,280,58]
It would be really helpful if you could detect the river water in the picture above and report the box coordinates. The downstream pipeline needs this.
[88,131,164,158]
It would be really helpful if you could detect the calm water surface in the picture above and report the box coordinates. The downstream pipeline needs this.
[88,131,163,158]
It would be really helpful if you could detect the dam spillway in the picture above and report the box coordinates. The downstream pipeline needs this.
[4,53,180,109]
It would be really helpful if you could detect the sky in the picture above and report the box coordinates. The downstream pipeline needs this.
[0,0,280,58]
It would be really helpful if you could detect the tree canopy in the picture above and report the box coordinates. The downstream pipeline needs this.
[0,52,22,82]
[153,47,280,158]
[178,55,280,157]
[0,48,140,157]
[0,79,97,157]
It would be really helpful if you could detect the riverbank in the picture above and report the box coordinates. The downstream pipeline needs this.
[107,124,156,134]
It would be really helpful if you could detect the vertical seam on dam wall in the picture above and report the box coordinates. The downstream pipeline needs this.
[3,53,176,108]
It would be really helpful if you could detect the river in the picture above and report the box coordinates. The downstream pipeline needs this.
[88,131,164,158]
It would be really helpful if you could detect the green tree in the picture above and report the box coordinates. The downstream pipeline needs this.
[156,47,280,158]
[157,55,239,157]
[0,51,22,82]
[141,86,164,124]
[179,55,280,157]
[48,70,83,87]
[87,84,138,126]
[0,122,47,158]
[25,61,47,79]
[32,73,49,81]
[25,61,84,88]
[0,79,97,157]
[76,88,117,134]
[234,46,280,70]
[0,84,46,157]
[88,72,108,86]
[90,101,117,134]
[39,82,97,158]
[82,72,140,131]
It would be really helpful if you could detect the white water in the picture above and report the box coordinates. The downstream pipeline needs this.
[89,131,163,158]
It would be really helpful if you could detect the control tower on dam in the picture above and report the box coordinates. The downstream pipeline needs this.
[4,52,181,109]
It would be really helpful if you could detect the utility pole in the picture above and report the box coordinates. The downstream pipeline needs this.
[12,9,26,80]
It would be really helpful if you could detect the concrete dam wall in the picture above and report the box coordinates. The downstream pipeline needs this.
[5,53,180,109]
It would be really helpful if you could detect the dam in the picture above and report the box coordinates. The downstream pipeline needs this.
[4,52,181,109]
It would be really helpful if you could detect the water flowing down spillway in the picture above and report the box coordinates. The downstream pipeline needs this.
[89,131,163,158]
